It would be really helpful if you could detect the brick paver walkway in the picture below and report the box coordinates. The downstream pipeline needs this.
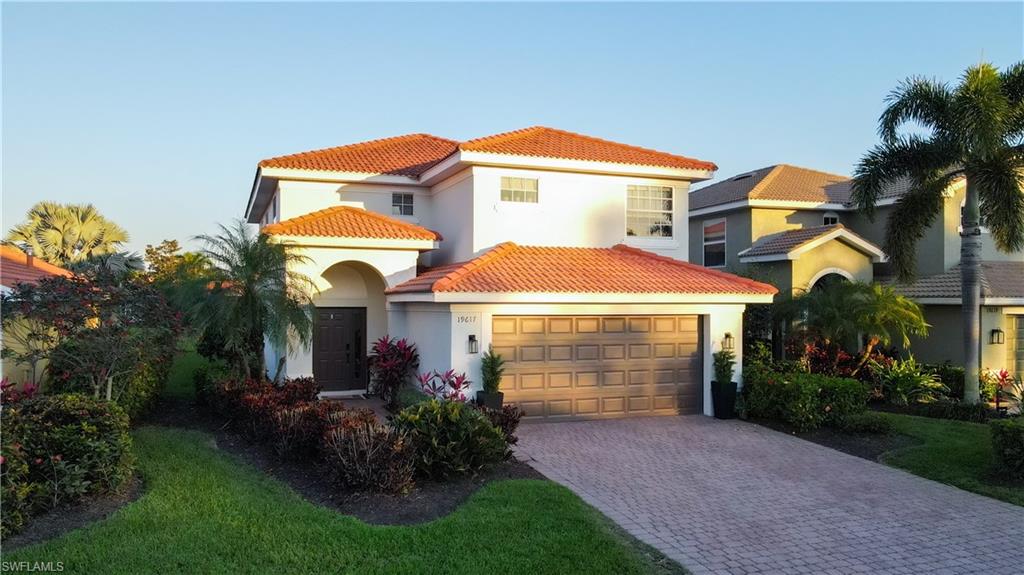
[517,416,1024,575]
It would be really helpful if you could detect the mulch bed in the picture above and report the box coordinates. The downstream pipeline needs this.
[144,395,544,525]
[3,476,144,552]
[750,418,919,461]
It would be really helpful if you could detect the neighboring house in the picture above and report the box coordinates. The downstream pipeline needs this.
[0,245,74,384]
[687,164,1024,374]
[245,126,777,419]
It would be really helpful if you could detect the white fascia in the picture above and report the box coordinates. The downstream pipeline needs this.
[689,199,853,218]
[267,234,439,251]
[912,297,1024,306]
[387,291,776,305]
[418,150,714,185]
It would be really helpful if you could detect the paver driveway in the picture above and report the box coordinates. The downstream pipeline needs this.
[516,416,1024,575]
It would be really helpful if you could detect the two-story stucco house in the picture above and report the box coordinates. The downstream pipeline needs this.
[244,127,777,420]
[687,164,1024,375]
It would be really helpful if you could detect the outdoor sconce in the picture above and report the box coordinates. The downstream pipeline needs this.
[468,334,479,354]
[991,329,1005,345]
[722,332,735,351]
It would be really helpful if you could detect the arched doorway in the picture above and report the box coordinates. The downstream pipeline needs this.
[808,268,853,292]
[314,261,387,392]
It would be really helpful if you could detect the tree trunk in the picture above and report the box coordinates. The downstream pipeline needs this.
[961,178,982,405]
[851,337,880,377]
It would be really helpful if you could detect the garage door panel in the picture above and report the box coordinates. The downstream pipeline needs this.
[494,315,702,420]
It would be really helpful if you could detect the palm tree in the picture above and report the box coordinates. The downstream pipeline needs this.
[775,281,928,374]
[191,221,316,380]
[852,62,1024,403]
[66,251,146,277]
[6,202,129,265]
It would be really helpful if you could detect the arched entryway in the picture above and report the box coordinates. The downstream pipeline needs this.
[314,261,387,393]
[808,267,853,292]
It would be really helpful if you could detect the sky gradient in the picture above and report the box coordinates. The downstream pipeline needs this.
[3,2,1022,253]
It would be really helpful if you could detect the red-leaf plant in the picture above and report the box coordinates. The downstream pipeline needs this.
[417,369,471,403]
[368,336,419,411]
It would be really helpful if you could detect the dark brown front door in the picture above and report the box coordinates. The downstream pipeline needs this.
[313,307,367,392]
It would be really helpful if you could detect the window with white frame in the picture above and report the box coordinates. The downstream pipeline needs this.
[626,185,673,238]
[702,218,726,267]
[392,193,414,216]
[500,177,539,203]
[823,211,839,226]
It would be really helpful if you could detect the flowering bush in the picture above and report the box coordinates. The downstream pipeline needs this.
[981,368,1010,403]
[393,399,508,478]
[322,413,415,494]
[368,336,419,411]
[417,369,471,402]
[1,394,133,537]
[0,378,38,406]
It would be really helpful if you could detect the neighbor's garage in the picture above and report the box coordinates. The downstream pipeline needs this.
[491,315,702,420]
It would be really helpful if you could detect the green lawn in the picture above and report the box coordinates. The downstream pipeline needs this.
[6,350,684,574]
[879,412,1024,506]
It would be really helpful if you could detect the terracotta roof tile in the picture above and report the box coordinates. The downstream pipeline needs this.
[259,134,459,177]
[261,206,442,241]
[1,245,73,287]
[690,164,850,210]
[387,242,776,296]
[893,261,1024,300]
[460,126,716,171]
[258,127,715,176]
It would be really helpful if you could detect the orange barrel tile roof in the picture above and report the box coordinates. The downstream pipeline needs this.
[387,242,777,295]
[261,206,442,241]
[258,126,715,176]
[0,245,73,287]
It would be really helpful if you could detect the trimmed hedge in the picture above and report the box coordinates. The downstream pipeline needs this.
[990,418,1024,480]
[744,366,868,432]
[882,400,994,423]
[1,394,134,536]
[393,399,509,478]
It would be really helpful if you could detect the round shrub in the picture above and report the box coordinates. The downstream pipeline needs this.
[393,399,509,478]
[990,417,1024,481]
[1,394,134,536]
[840,411,893,434]
[322,414,415,494]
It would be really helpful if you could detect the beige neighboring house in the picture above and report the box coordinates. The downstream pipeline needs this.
[245,127,777,420]
[687,164,1024,375]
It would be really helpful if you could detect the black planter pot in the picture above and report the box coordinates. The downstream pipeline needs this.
[476,390,504,410]
[711,381,737,420]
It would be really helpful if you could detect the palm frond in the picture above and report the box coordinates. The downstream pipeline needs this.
[879,76,953,142]
[953,63,1012,156]
[969,151,1024,253]
[883,172,957,281]
[851,136,959,218]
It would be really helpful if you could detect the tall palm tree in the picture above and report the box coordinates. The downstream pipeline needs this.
[191,221,316,380]
[852,62,1024,403]
[6,202,129,265]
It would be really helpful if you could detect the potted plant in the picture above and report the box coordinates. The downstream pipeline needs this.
[712,349,737,419]
[477,346,506,409]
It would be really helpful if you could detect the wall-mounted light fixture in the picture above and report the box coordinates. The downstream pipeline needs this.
[468,334,479,354]
[722,332,735,351]
[991,328,1005,345]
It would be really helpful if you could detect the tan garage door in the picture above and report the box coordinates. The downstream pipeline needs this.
[492,315,702,420]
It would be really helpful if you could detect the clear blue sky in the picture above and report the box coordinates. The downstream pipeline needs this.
[4,2,1022,253]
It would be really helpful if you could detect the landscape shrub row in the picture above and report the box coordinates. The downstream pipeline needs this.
[0,394,134,537]
[202,365,522,494]
[989,418,1024,481]
[743,365,868,432]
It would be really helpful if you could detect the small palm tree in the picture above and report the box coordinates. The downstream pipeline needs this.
[191,221,316,380]
[6,202,129,265]
[775,281,928,374]
[852,62,1024,403]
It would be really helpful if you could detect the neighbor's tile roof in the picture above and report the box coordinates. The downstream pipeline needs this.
[0,245,73,287]
[826,174,966,207]
[689,164,850,210]
[261,206,442,241]
[740,224,881,258]
[387,242,777,295]
[894,261,1024,300]
[258,127,715,176]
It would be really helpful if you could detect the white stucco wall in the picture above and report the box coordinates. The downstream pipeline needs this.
[470,166,691,261]
[274,180,433,228]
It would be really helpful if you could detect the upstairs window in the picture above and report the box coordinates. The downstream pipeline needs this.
[626,185,673,238]
[703,218,726,268]
[500,177,539,203]
[392,193,414,216]
[823,212,839,226]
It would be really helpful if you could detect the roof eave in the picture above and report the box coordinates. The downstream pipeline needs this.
[386,291,775,304]
[265,234,439,251]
